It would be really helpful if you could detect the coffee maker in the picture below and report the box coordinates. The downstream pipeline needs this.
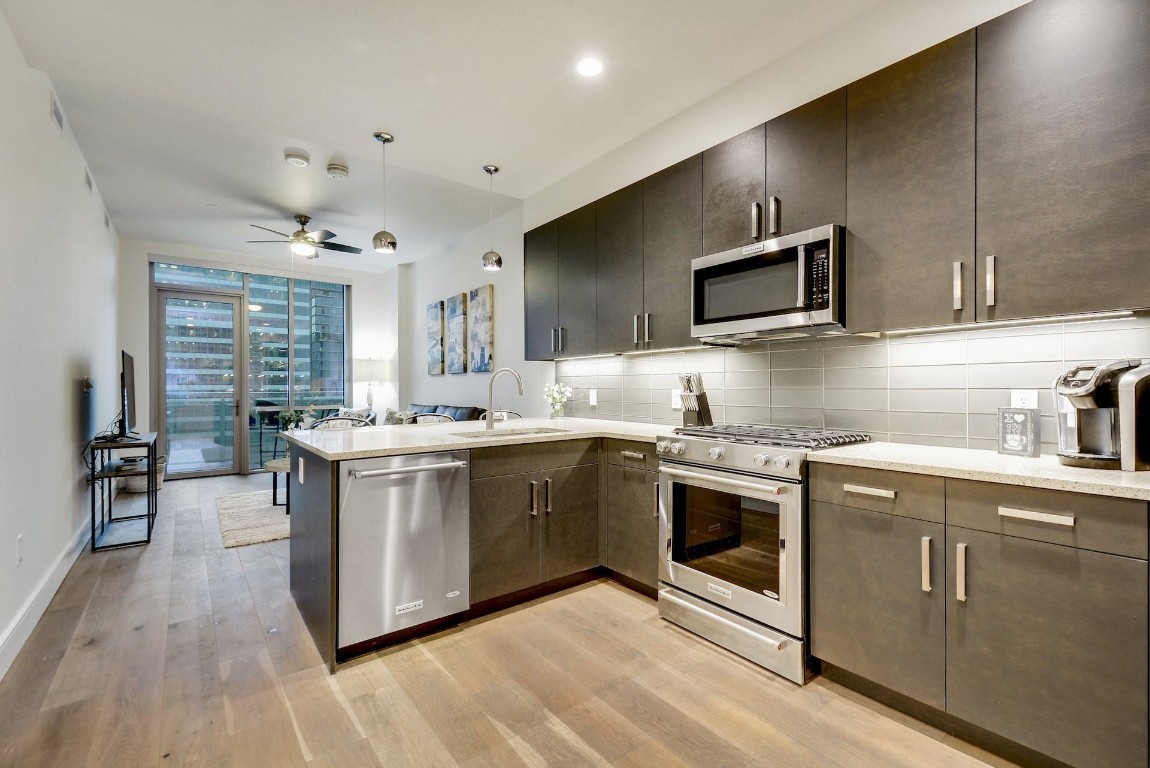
[1053,359,1150,471]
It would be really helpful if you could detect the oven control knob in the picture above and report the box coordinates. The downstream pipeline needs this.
[656,440,671,454]
[753,453,771,467]
[708,447,725,460]
[773,456,792,470]
[669,442,686,455]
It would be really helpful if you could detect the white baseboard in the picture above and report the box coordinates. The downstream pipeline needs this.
[0,517,89,682]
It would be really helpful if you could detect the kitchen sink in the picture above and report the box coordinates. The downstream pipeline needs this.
[450,427,571,439]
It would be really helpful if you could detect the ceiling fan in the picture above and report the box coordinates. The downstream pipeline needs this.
[247,214,362,258]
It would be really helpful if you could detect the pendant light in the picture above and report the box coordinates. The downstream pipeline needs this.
[372,132,397,254]
[481,164,502,271]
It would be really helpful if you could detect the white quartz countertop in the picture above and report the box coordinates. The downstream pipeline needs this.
[282,417,666,461]
[810,442,1150,501]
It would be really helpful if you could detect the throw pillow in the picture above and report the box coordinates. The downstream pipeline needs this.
[338,406,372,420]
[382,409,416,425]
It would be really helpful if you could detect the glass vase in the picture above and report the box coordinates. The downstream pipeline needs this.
[550,402,565,418]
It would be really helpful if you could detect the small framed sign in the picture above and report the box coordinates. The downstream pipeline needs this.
[998,408,1041,457]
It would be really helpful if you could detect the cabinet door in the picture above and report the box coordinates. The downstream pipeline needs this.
[643,155,702,350]
[557,203,597,357]
[541,464,599,581]
[702,124,766,255]
[946,527,1148,768]
[765,89,846,236]
[976,0,1150,320]
[605,465,659,589]
[596,183,644,353]
[809,501,945,709]
[470,474,541,603]
[846,32,976,333]
[523,221,559,361]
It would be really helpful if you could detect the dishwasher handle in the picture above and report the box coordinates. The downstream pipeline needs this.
[351,460,468,479]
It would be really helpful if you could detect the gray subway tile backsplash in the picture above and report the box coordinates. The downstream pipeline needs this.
[554,315,1150,453]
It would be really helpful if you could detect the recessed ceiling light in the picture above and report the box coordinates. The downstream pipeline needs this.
[284,149,310,168]
[576,57,604,77]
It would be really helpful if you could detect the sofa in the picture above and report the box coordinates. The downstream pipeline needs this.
[381,403,485,424]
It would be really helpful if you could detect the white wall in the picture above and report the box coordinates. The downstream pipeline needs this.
[524,0,1031,228]
[401,206,555,417]
[0,10,120,679]
[116,240,396,427]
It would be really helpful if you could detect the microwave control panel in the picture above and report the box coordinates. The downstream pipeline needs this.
[810,245,831,310]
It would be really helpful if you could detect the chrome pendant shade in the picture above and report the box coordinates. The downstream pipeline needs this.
[481,164,502,271]
[372,132,396,254]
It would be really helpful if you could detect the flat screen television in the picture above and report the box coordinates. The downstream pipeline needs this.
[118,350,137,439]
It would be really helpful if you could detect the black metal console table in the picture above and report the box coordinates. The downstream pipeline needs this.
[88,432,158,551]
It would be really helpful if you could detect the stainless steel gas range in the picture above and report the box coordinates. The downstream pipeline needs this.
[655,424,869,684]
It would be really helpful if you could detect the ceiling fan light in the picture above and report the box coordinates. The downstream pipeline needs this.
[373,230,397,254]
[290,240,317,257]
[482,250,503,271]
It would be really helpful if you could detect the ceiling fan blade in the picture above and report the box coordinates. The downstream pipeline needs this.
[249,224,291,237]
[246,239,288,243]
[317,241,362,254]
[307,229,336,242]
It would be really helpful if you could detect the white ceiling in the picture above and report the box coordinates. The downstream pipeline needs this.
[1,0,885,271]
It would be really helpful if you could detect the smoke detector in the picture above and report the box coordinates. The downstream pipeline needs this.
[284,149,310,168]
[326,162,349,179]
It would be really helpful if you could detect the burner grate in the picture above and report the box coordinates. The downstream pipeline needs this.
[674,423,870,449]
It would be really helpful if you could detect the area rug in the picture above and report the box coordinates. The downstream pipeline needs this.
[215,490,289,548]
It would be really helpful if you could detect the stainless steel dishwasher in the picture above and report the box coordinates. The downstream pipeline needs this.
[338,451,470,648]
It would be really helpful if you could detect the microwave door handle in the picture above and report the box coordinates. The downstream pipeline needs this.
[796,246,807,308]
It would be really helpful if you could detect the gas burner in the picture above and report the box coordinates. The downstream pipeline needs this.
[674,423,871,449]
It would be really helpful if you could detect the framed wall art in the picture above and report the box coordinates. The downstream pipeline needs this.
[444,293,467,374]
[468,284,494,373]
[426,300,444,375]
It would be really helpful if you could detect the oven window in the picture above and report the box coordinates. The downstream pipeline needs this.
[695,248,801,325]
[671,482,781,598]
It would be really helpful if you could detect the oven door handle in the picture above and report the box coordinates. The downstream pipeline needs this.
[660,466,786,496]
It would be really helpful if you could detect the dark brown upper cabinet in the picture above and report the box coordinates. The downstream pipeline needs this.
[765,89,847,237]
[595,182,645,353]
[643,154,703,350]
[975,0,1150,321]
[702,124,766,255]
[556,203,597,357]
[523,221,559,361]
[846,31,977,333]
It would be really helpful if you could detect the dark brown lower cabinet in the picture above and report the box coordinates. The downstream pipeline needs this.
[946,527,1148,768]
[809,500,945,710]
[470,463,598,604]
[605,464,659,589]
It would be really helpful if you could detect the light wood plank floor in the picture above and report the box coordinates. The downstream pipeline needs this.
[0,474,1020,768]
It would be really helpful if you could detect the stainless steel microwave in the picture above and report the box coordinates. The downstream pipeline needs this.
[690,224,845,345]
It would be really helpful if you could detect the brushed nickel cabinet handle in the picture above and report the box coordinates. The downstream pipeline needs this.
[644,313,651,343]
[998,506,1075,527]
[530,480,539,517]
[550,328,557,353]
[620,450,646,461]
[956,543,968,602]
[986,255,997,307]
[557,327,565,353]
[751,201,762,241]
[768,196,780,236]
[545,478,553,514]
[633,314,640,344]
[953,261,963,311]
[843,483,897,499]
[921,536,932,593]
[653,482,660,519]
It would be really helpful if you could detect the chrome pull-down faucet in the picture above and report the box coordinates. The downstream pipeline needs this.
[486,368,524,430]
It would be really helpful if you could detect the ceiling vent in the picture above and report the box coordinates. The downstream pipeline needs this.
[49,93,64,133]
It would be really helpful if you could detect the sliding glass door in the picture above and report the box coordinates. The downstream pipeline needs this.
[158,291,243,477]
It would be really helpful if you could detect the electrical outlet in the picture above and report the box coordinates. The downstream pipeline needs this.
[671,388,683,410]
[16,534,23,565]
[589,388,597,407]
[1011,389,1039,409]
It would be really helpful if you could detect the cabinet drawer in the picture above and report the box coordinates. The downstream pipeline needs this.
[946,479,1148,559]
[470,439,598,479]
[603,438,659,471]
[810,464,944,524]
